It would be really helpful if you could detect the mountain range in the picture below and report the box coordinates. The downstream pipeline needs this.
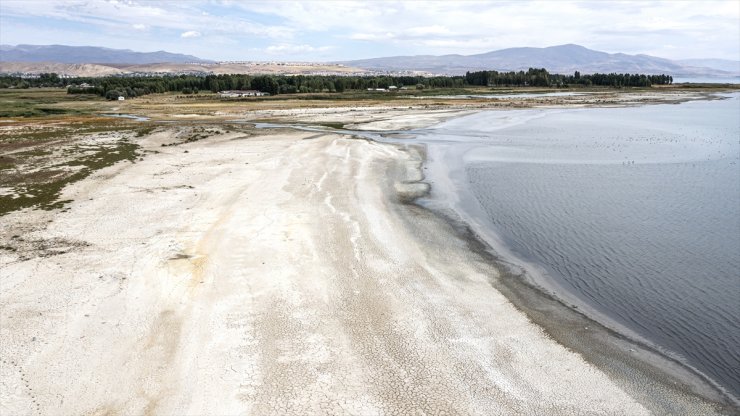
[1,44,738,78]
[0,44,209,65]
[339,44,739,77]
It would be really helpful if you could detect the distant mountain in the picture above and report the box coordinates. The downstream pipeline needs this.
[0,44,210,64]
[675,58,740,74]
[0,61,367,77]
[2,43,737,79]
[0,62,127,77]
[339,44,738,77]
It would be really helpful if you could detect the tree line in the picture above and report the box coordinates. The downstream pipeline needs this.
[0,73,465,98]
[0,68,672,99]
[464,68,672,87]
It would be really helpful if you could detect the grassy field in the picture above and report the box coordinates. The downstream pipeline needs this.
[0,85,644,120]
[0,88,109,117]
[0,89,150,215]
[2,83,736,120]
[0,139,140,215]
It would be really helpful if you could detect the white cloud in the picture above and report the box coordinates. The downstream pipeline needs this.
[404,25,453,37]
[0,0,738,60]
[246,0,739,59]
[0,0,295,40]
[181,30,201,38]
[350,33,394,41]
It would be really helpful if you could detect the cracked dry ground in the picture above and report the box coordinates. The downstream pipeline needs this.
[2,129,654,415]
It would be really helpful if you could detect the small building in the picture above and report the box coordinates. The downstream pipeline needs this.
[219,90,268,98]
[388,85,398,90]
[117,96,125,101]
[67,83,95,90]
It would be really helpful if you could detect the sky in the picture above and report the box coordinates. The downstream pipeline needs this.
[1,0,739,62]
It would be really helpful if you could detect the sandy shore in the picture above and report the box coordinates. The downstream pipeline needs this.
[0,111,733,414]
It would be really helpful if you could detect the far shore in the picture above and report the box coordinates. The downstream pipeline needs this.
[1,89,738,414]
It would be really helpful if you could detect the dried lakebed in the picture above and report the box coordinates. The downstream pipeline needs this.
[1,102,737,415]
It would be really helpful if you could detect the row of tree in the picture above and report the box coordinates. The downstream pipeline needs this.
[0,73,465,97]
[60,74,466,99]
[197,74,465,95]
[465,68,672,87]
[0,68,672,99]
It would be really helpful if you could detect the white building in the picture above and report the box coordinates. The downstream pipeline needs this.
[117,96,125,101]
[219,90,268,98]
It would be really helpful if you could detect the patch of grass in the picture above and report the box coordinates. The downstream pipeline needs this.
[135,126,156,137]
[159,126,225,146]
[0,88,103,118]
[0,140,139,216]
[14,148,52,157]
[0,119,134,146]
[315,122,345,129]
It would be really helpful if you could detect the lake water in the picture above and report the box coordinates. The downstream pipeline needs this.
[411,94,740,398]
[673,77,740,84]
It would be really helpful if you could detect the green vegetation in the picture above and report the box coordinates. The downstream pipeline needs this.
[3,73,466,99]
[315,122,345,129]
[0,72,63,89]
[0,122,138,147]
[0,103,149,216]
[465,68,672,87]
[135,126,156,137]
[0,140,139,215]
[0,88,102,117]
[0,68,676,103]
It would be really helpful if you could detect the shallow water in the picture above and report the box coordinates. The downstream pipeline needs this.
[412,94,740,398]
[100,113,150,121]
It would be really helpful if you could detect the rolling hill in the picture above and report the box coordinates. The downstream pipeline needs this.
[339,44,738,77]
[1,43,737,78]
[0,44,209,64]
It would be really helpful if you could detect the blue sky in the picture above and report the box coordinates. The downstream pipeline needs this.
[1,1,738,61]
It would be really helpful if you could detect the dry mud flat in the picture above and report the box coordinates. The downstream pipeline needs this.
[0,124,732,415]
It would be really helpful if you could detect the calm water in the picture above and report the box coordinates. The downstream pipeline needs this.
[411,94,740,398]
[673,76,740,84]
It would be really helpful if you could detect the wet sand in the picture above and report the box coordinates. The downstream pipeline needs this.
[0,105,736,414]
